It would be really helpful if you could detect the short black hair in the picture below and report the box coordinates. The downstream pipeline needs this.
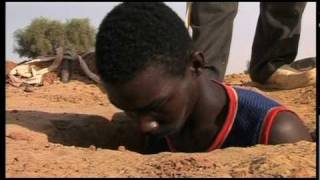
[95,2,193,84]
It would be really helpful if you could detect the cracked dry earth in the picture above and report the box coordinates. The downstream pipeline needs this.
[5,68,317,177]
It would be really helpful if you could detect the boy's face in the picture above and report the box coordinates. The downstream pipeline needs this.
[103,65,198,137]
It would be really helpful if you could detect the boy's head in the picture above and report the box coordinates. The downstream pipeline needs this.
[96,2,205,137]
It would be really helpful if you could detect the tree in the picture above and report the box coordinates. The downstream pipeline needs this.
[64,18,96,55]
[14,17,96,58]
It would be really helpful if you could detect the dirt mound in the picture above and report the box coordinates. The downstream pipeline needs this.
[5,73,317,177]
[6,134,316,178]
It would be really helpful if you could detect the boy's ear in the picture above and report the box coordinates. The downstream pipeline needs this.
[189,51,205,74]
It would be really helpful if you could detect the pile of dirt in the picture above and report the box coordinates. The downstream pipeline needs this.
[5,73,317,178]
[42,72,60,85]
[294,85,316,105]
[224,73,251,85]
[5,131,316,178]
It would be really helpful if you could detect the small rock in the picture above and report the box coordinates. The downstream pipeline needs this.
[118,146,126,151]
[89,145,97,151]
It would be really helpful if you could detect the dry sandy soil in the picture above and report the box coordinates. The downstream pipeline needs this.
[5,62,317,178]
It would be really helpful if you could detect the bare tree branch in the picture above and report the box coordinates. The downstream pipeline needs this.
[77,55,101,84]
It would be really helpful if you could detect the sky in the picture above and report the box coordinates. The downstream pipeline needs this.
[5,2,316,74]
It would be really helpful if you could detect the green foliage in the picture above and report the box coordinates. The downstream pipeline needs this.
[14,17,96,58]
[64,18,96,55]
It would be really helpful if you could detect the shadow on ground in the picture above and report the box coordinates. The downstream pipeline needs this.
[6,110,148,153]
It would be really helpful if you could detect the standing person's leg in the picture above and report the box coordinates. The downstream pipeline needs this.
[190,2,238,81]
[249,2,314,89]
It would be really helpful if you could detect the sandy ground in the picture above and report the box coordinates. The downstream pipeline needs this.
[5,62,317,177]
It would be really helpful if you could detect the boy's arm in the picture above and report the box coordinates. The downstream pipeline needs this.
[268,111,313,144]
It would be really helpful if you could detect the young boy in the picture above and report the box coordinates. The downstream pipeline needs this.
[95,2,313,153]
